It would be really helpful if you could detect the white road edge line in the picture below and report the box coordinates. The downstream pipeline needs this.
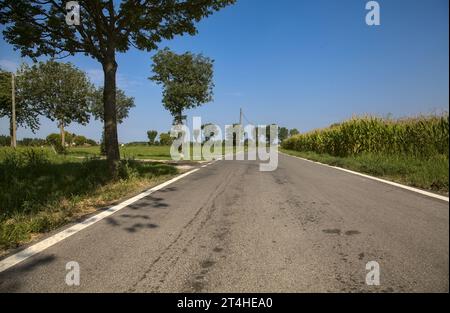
[280,152,449,202]
[0,167,202,273]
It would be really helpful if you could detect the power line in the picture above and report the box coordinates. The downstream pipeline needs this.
[242,111,256,126]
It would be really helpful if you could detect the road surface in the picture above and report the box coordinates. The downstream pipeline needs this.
[0,153,448,292]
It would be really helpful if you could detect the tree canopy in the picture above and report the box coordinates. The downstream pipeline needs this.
[150,48,215,124]
[21,61,93,125]
[278,126,289,142]
[0,68,41,134]
[91,87,135,124]
[289,128,299,137]
[18,60,94,146]
[147,130,158,145]
[159,132,173,146]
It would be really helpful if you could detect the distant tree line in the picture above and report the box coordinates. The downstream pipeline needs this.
[0,133,97,148]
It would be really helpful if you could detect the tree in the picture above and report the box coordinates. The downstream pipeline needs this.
[18,61,94,147]
[74,135,87,146]
[0,68,41,143]
[91,87,135,124]
[278,126,289,142]
[159,132,173,146]
[0,0,235,177]
[147,130,158,145]
[289,128,299,137]
[150,48,215,124]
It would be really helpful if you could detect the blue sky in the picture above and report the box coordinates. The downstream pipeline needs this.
[0,0,448,142]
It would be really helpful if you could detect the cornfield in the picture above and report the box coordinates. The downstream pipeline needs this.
[282,114,449,158]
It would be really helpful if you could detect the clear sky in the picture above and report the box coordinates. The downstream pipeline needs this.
[0,0,448,142]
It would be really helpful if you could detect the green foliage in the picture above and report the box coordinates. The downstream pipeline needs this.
[147,130,158,145]
[289,128,299,137]
[282,115,449,159]
[46,133,61,146]
[278,127,289,142]
[0,147,178,249]
[150,48,215,124]
[100,131,106,156]
[0,68,41,132]
[19,138,46,146]
[91,88,135,124]
[281,149,449,193]
[0,1,235,62]
[46,133,68,154]
[18,61,93,130]
[86,139,98,146]
[73,135,87,146]
[159,132,173,146]
[0,135,10,146]
[46,132,74,146]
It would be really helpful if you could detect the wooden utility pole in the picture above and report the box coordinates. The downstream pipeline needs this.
[11,73,16,148]
[239,107,243,126]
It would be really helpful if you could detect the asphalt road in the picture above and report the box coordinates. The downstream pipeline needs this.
[0,153,448,292]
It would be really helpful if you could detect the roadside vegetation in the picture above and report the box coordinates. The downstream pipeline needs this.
[281,114,449,194]
[0,147,178,252]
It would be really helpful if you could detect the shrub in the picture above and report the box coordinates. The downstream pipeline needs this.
[73,135,87,146]
[159,133,173,146]
[0,135,11,146]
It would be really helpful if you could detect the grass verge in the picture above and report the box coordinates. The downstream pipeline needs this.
[280,148,449,195]
[0,148,179,254]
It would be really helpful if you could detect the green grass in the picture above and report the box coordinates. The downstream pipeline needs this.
[62,145,173,160]
[0,147,179,252]
[68,145,226,160]
[281,148,449,195]
[2,143,242,161]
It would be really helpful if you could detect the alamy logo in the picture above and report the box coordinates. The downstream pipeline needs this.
[365,261,380,286]
[65,261,80,286]
[366,1,380,26]
[169,116,279,171]
[65,1,80,26]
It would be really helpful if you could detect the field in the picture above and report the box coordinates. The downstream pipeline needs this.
[0,147,180,252]
[281,114,449,194]
[68,145,173,160]
[68,144,229,160]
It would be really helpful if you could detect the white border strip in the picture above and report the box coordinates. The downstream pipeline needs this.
[0,168,201,273]
[280,152,449,202]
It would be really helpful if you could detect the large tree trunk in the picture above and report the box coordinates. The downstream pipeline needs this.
[102,56,120,179]
[174,110,183,125]
[59,120,65,147]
